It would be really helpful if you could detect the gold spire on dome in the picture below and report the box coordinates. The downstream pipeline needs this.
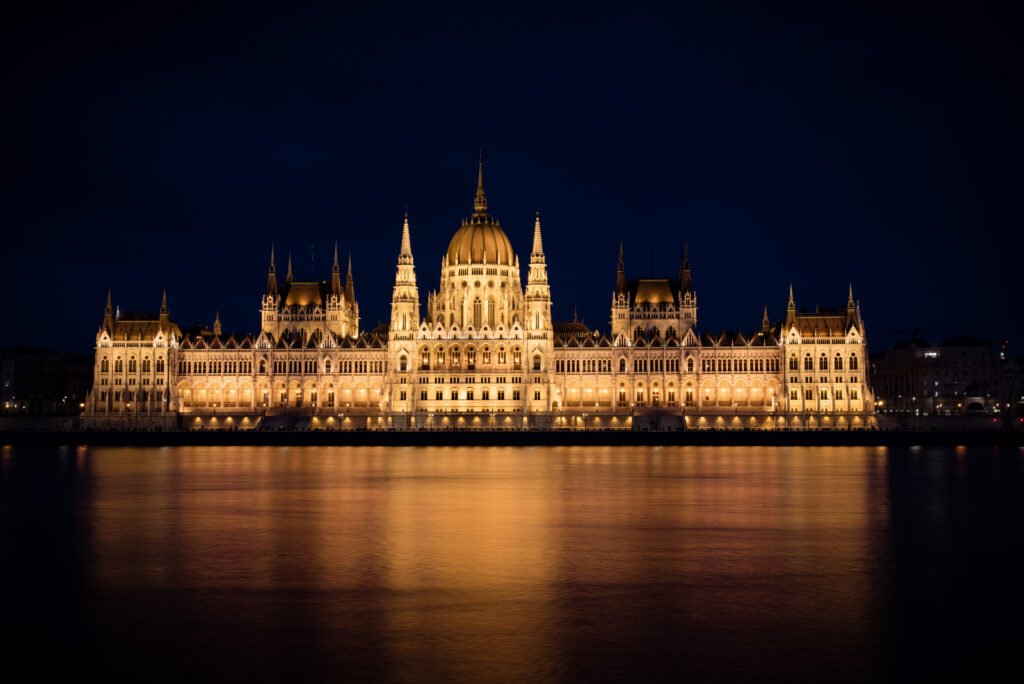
[473,153,487,215]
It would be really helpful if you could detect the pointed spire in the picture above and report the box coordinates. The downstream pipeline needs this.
[266,242,279,296]
[102,290,114,332]
[473,153,488,215]
[160,289,168,314]
[785,284,796,328]
[762,305,770,333]
[616,241,626,293]
[848,282,855,308]
[531,211,544,259]
[286,252,293,282]
[345,251,355,304]
[573,305,578,323]
[331,241,343,296]
[213,310,222,337]
[399,211,413,262]
[680,242,692,293]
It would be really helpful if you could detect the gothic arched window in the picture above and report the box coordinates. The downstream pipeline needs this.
[850,354,859,371]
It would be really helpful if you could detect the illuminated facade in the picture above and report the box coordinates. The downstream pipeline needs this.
[84,163,875,430]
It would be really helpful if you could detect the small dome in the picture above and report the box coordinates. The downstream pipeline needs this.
[446,216,516,266]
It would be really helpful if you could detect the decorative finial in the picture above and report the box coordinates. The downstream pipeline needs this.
[333,241,340,271]
[788,283,795,307]
[160,289,168,313]
[286,252,293,282]
[105,290,112,312]
[269,241,276,272]
[848,282,855,307]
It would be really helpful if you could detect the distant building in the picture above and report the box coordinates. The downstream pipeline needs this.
[871,337,1007,415]
[1,347,92,415]
[84,162,875,430]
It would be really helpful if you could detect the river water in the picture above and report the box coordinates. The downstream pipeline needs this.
[2,445,1023,682]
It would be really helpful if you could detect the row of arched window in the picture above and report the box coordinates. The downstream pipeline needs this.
[789,353,859,372]
[417,345,523,370]
[100,356,165,373]
[178,359,253,374]
[701,358,781,373]
[555,359,613,373]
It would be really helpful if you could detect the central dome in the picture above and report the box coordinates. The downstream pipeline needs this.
[446,217,515,266]
[444,159,517,267]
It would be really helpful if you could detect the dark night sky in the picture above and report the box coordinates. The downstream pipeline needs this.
[2,2,1020,353]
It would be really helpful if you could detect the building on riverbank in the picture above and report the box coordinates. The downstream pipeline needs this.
[871,337,1011,416]
[83,162,876,431]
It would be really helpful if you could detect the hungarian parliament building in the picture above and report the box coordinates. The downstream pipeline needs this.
[84,164,876,430]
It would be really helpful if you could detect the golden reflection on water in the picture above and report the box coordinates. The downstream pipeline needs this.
[81,446,889,680]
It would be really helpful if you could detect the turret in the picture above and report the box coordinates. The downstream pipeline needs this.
[526,212,552,335]
[389,212,420,339]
